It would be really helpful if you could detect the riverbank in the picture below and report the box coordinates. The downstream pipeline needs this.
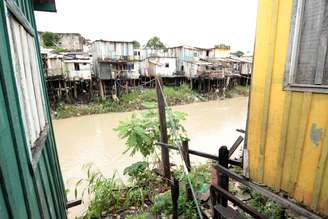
[53,85,249,119]
[54,98,249,218]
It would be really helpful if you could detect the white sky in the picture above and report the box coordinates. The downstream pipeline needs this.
[35,0,258,52]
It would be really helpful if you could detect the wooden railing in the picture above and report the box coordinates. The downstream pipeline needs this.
[155,77,323,219]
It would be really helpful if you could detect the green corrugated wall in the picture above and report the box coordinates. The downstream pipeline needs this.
[0,0,67,218]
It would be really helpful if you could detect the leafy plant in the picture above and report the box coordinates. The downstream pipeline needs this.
[132,40,141,49]
[42,32,60,48]
[126,212,149,219]
[115,106,187,158]
[145,36,166,49]
[75,166,126,218]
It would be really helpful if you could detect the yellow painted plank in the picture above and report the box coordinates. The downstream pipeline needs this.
[294,94,328,206]
[263,0,294,189]
[287,92,312,194]
[281,92,303,192]
[258,0,280,182]
[317,156,328,215]
[247,0,272,181]
[247,0,281,182]
[312,109,328,209]
[275,91,291,189]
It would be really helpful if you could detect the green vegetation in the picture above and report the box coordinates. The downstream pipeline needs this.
[75,107,288,218]
[54,47,66,53]
[132,40,141,49]
[42,31,60,48]
[75,107,192,218]
[232,50,245,57]
[226,85,250,98]
[237,185,283,219]
[54,85,250,119]
[145,36,166,49]
[214,43,231,50]
[115,105,187,157]
[54,85,201,119]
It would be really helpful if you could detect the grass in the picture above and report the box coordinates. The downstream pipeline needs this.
[226,85,250,98]
[54,84,249,119]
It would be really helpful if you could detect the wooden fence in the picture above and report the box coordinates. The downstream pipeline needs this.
[155,77,323,219]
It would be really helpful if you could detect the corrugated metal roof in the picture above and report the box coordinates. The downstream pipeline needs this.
[93,39,134,44]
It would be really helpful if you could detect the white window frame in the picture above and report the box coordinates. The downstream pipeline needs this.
[5,1,49,162]
[284,0,328,93]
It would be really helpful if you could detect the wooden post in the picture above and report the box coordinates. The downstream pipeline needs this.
[171,177,179,219]
[99,80,104,100]
[64,80,69,102]
[155,77,171,182]
[73,82,77,99]
[58,80,62,101]
[210,186,219,219]
[218,146,229,208]
[89,78,93,101]
[182,140,192,201]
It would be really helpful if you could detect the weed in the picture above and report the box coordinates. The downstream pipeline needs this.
[114,107,187,158]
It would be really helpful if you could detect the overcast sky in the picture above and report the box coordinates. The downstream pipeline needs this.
[35,0,258,52]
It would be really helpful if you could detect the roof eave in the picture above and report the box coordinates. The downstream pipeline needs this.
[33,1,56,12]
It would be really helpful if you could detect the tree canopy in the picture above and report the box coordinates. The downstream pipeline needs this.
[214,43,230,50]
[145,36,166,49]
[232,50,244,57]
[42,32,60,48]
[132,40,141,49]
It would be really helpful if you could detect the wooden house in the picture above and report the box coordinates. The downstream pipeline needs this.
[92,40,138,80]
[146,57,178,78]
[247,0,328,216]
[0,0,67,218]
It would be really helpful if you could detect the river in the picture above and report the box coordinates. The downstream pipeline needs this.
[53,96,248,217]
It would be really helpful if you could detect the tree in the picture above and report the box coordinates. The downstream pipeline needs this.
[214,43,230,50]
[233,50,244,57]
[145,36,166,49]
[42,32,60,48]
[132,40,141,49]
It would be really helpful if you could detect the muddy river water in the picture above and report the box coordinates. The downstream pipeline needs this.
[53,97,248,217]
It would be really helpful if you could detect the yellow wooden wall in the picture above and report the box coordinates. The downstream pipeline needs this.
[247,0,328,215]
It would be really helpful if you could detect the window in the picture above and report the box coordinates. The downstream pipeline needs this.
[285,0,328,92]
[165,63,169,68]
[7,11,48,157]
[74,63,80,70]
[128,63,134,70]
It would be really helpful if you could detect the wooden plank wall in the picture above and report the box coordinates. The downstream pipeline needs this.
[0,0,67,218]
[248,0,328,216]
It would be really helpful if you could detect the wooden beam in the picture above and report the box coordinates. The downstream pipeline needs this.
[311,118,328,209]
[258,0,280,182]
[66,199,82,209]
[182,140,192,201]
[288,92,312,193]
[214,165,322,219]
[228,136,244,158]
[275,91,291,190]
[155,77,171,182]
[156,142,219,161]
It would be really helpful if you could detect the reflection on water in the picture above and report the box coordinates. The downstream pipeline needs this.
[53,97,248,217]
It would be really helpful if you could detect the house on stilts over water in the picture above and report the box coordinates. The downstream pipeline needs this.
[247,0,328,216]
[0,0,67,218]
